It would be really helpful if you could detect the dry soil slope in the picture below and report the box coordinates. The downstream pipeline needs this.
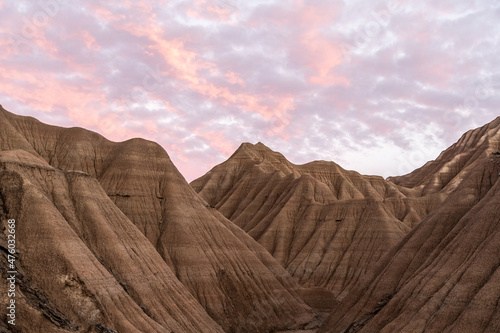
[0,106,315,333]
[191,143,445,299]
[320,117,500,333]
[0,149,224,333]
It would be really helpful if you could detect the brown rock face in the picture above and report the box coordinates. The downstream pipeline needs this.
[191,142,445,298]
[0,106,314,332]
[0,151,223,333]
[319,117,500,333]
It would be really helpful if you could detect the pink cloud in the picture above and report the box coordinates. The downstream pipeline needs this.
[108,15,298,136]
[89,3,127,23]
[299,29,349,86]
[79,30,101,51]
[0,62,134,144]
[248,0,348,86]
[294,2,348,86]
[0,34,12,50]
[194,128,235,157]
[225,71,245,86]
[186,0,236,22]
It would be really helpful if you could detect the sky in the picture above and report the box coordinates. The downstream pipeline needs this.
[0,0,499,181]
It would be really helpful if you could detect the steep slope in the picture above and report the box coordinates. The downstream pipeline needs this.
[0,150,223,333]
[320,117,500,333]
[0,106,315,332]
[191,143,445,298]
[388,118,500,194]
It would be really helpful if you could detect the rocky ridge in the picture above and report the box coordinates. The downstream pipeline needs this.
[319,116,500,332]
[191,142,446,299]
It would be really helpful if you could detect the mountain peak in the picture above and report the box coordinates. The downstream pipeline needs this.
[228,141,297,173]
[234,141,274,155]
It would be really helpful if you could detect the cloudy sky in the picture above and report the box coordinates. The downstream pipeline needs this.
[1,0,499,181]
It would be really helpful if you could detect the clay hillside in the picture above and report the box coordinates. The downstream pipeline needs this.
[193,116,500,333]
[0,105,317,333]
[190,142,449,299]
[1,104,499,333]
[320,117,500,333]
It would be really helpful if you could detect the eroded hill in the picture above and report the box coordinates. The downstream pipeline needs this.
[0,106,315,332]
[2,104,499,333]
[191,142,447,299]
[320,116,500,332]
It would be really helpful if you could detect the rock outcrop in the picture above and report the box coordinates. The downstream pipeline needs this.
[320,117,500,332]
[191,142,446,299]
[0,106,314,332]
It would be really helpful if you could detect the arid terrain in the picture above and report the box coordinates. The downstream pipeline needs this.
[1,105,499,332]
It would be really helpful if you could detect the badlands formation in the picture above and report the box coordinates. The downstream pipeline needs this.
[0,106,314,333]
[194,116,500,332]
[1,103,499,333]
[320,117,500,332]
[191,143,445,298]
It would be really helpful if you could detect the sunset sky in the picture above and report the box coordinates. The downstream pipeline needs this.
[1,0,499,181]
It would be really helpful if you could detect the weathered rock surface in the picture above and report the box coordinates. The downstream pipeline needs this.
[0,106,314,332]
[191,142,446,298]
[320,117,500,332]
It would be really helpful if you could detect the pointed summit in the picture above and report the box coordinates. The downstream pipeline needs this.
[191,139,446,299]
[228,142,297,173]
